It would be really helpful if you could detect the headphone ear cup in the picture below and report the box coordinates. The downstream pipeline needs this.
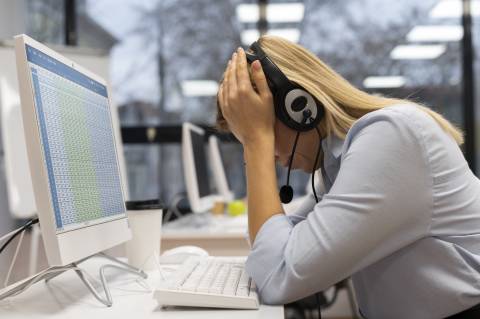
[272,89,290,126]
[279,88,324,131]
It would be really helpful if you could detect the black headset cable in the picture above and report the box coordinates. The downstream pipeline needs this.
[312,125,323,319]
[311,126,323,204]
[286,130,301,187]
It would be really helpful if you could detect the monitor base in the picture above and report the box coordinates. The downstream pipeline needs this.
[0,252,148,307]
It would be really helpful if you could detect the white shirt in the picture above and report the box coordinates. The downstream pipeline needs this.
[245,104,480,319]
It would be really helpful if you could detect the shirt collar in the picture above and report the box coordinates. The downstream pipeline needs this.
[321,134,344,160]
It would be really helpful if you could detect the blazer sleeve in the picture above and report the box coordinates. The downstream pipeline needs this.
[245,115,433,304]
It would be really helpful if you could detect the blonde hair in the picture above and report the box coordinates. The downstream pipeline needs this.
[217,35,464,145]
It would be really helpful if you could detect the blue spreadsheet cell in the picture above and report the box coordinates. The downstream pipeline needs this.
[27,44,125,232]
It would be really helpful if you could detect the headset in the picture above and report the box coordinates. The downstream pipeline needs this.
[245,42,324,132]
[245,41,325,204]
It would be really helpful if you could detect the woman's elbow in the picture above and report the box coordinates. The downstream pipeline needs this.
[258,285,290,305]
[257,277,298,305]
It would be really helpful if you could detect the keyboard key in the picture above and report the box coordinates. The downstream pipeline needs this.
[236,270,251,296]
[166,259,199,289]
[197,262,221,292]
[222,266,242,295]
[209,264,229,294]
[180,260,209,291]
[154,257,260,309]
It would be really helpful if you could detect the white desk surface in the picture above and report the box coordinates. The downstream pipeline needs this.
[161,213,251,258]
[162,213,248,239]
[0,256,283,319]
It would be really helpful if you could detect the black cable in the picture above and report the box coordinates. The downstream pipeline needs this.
[312,125,323,319]
[323,285,340,308]
[311,126,323,204]
[315,292,322,319]
[0,218,39,255]
[286,131,301,187]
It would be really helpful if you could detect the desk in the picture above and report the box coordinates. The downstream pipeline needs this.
[162,213,250,256]
[161,213,355,318]
[0,255,283,319]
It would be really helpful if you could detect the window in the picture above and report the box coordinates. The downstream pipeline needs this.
[26,0,65,44]
[80,0,472,202]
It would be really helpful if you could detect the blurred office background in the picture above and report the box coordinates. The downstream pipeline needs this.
[1,0,480,226]
[0,0,479,230]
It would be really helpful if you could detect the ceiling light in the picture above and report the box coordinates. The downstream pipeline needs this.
[430,0,480,18]
[236,4,259,23]
[407,25,463,42]
[181,80,218,97]
[363,76,406,88]
[390,44,446,60]
[236,3,304,23]
[241,28,300,45]
[267,3,304,23]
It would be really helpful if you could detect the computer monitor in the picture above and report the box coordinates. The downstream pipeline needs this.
[208,135,234,202]
[14,34,131,266]
[182,122,223,213]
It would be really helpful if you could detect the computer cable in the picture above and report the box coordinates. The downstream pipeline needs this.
[0,228,22,243]
[323,285,340,308]
[0,218,39,256]
[4,265,97,299]
[315,293,323,319]
[4,229,26,288]
[312,125,323,319]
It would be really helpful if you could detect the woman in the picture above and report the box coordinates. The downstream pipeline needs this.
[216,36,480,319]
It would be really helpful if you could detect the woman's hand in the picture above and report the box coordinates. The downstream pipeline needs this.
[218,47,275,147]
[219,48,283,242]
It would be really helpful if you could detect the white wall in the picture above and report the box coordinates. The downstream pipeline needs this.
[0,0,27,41]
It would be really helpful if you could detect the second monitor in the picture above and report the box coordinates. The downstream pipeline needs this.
[182,122,232,213]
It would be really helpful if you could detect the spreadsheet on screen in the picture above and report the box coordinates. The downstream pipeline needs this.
[26,44,125,233]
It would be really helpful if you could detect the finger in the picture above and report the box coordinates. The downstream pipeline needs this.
[221,64,227,85]
[220,82,227,109]
[236,48,252,92]
[223,60,231,105]
[219,84,231,122]
[217,83,223,109]
[227,52,238,99]
[251,60,271,99]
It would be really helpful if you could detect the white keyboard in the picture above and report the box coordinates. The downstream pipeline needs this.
[154,256,259,309]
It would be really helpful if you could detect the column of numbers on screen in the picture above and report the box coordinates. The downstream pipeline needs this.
[37,68,74,226]
[33,65,124,229]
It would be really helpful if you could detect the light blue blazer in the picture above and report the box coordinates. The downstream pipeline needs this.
[246,104,480,319]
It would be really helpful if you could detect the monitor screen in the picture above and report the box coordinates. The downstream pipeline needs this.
[190,129,211,198]
[25,44,126,233]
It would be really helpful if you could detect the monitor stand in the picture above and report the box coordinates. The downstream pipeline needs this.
[0,252,147,307]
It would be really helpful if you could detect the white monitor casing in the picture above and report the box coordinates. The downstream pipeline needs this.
[14,34,131,266]
[182,122,223,213]
[208,135,234,202]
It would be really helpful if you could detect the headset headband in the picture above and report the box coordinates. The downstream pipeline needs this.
[246,41,292,90]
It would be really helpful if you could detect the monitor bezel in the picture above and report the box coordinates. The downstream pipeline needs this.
[208,135,234,202]
[14,34,131,266]
[182,122,222,213]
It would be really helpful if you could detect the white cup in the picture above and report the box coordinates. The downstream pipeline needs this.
[125,200,163,271]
